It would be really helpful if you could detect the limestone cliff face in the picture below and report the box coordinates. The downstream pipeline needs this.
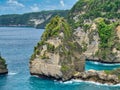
[74,23,99,59]
[30,16,85,81]
[0,56,8,75]
[73,22,120,63]
[68,0,120,63]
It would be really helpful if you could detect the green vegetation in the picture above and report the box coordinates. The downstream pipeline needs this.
[0,56,7,70]
[41,53,49,59]
[31,15,72,61]
[116,43,120,50]
[61,64,71,72]
[30,54,36,61]
[0,10,69,28]
[82,41,88,52]
[95,19,119,60]
[0,56,6,64]
[46,43,55,52]
[105,68,120,80]
[68,0,120,29]
[42,15,72,40]
[97,19,117,49]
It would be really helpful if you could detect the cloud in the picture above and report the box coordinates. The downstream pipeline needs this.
[60,0,65,7]
[30,4,39,12]
[7,0,24,7]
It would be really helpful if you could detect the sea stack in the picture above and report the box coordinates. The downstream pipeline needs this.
[0,56,8,75]
[30,16,85,81]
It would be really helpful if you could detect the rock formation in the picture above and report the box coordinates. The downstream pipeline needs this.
[0,56,8,75]
[69,0,120,63]
[30,0,120,84]
[30,16,85,81]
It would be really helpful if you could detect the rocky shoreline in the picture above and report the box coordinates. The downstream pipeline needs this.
[73,70,120,85]
[31,69,120,85]
[30,60,120,85]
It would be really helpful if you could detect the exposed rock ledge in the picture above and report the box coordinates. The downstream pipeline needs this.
[73,70,120,85]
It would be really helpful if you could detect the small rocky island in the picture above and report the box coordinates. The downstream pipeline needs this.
[30,16,85,81]
[30,0,120,85]
[0,56,8,75]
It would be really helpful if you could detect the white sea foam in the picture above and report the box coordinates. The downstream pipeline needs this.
[93,62,99,65]
[61,79,120,87]
[63,80,73,84]
[8,72,17,75]
[32,75,39,78]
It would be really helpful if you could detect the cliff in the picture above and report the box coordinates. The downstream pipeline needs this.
[68,0,120,63]
[30,16,85,81]
[0,10,68,29]
[0,56,8,75]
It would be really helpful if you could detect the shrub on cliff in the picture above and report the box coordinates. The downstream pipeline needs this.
[95,18,120,61]
[42,15,72,41]
[0,56,6,65]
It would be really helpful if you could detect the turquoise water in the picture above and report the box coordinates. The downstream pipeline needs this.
[0,27,120,90]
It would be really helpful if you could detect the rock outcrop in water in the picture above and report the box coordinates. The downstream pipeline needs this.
[0,56,8,75]
[30,16,85,81]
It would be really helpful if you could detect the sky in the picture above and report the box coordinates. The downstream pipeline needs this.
[0,0,78,15]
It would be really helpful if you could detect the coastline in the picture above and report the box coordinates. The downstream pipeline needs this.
[62,79,120,86]
[32,74,120,86]
[30,59,120,85]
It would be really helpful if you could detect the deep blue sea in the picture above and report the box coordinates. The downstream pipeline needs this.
[0,27,120,90]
